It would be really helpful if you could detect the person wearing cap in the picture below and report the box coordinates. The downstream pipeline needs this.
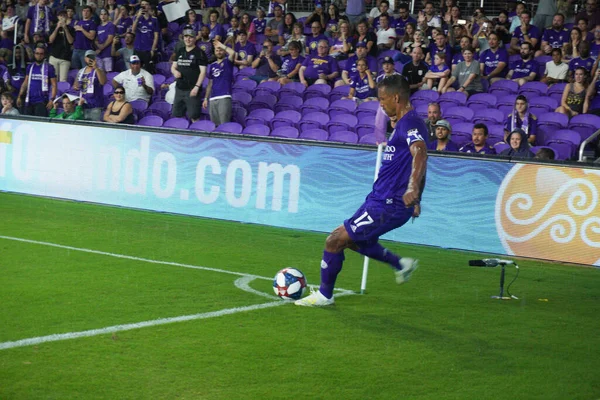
[299,39,338,87]
[71,6,97,70]
[132,0,160,74]
[459,123,496,154]
[171,27,208,122]
[17,45,56,117]
[500,128,534,158]
[72,49,107,121]
[402,46,429,94]
[112,32,136,70]
[112,54,154,103]
[376,56,401,83]
[427,119,459,151]
[24,0,53,44]
[49,94,85,120]
[234,30,257,67]
[203,39,235,126]
[336,42,377,87]
[48,10,74,82]
[376,13,396,51]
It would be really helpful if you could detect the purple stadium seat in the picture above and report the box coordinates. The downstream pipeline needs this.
[528,96,559,116]
[328,130,359,144]
[299,128,329,141]
[489,79,519,96]
[245,108,275,126]
[299,112,330,131]
[163,117,190,129]
[547,83,567,102]
[67,69,79,85]
[247,94,278,112]
[496,94,518,107]
[129,99,148,114]
[270,110,302,129]
[304,84,332,100]
[214,122,243,134]
[467,93,497,109]
[327,114,359,134]
[57,81,71,95]
[530,146,556,159]
[142,101,172,119]
[328,99,357,118]
[568,114,600,141]
[356,115,376,137]
[253,80,281,97]
[547,141,574,160]
[232,91,252,108]
[232,106,248,126]
[190,120,216,132]
[279,81,306,98]
[488,124,506,144]
[473,109,504,125]
[156,61,171,77]
[236,67,256,78]
[138,115,164,127]
[545,129,582,147]
[415,103,429,119]
[359,133,378,145]
[356,100,379,119]
[329,85,351,102]
[233,79,257,93]
[451,131,472,148]
[519,81,548,97]
[439,91,468,106]
[443,106,474,123]
[242,124,271,136]
[274,95,303,113]
[537,112,569,128]
[153,73,166,88]
[498,105,513,119]
[508,54,521,69]
[410,89,440,106]
[589,96,600,111]
[494,143,510,154]
[301,97,329,115]
[271,126,300,138]
[453,122,474,136]
[103,83,114,96]
[534,56,552,69]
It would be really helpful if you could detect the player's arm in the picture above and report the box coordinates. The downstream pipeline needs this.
[403,140,428,208]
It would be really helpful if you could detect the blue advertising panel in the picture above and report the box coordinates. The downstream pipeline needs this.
[1,118,598,265]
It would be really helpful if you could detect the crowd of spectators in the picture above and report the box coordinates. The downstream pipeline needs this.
[0,0,599,160]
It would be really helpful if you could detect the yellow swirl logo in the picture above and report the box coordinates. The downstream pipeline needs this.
[496,164,600,266]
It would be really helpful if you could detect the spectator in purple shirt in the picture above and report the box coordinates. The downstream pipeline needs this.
[95,9,116,72]
[299,39,339,87]
[479,32,508,83]
[248,39,281,83]
[16,45,57,117]
[336,42,377,87]
[568,41,595,81]
[306,21,327,56]
[504,95,538,144]
[506,42,538,86]
[233,30,256,68]
[536,13,569,57]
[345,58,376,103]
[459,123,496,154]
[276,40,304,85]
[203,39,235,126]
[25,0,52,44]
[132,0,159,73]
[72,50,107,121]
[395,3,417,37]
[509,10,540,55]
[114,5,133,36]
[427,119,459,151]
[72,6,97,70]
[207,9,225,41]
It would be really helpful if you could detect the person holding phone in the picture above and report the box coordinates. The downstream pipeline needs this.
[131,0,159,73]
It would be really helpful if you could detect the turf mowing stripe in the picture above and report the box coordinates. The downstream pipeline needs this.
[0,301,286,350]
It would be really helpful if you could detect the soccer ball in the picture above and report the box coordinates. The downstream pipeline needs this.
[273,268,307,300]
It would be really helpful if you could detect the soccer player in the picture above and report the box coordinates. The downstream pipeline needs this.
[296,75,427,307]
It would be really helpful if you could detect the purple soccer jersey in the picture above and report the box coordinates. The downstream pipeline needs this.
[394,15,417,37]
[542,28,569,49]
[77,68,104,108]
[591,42,600,59]
[280,54,305,74]
[25,62,56,104]
[73,19,97,50]
[302,55,339,80]
[252,18,267,34]
[96,22,115,58]
[427,139,459,151]
[511,59,538,79]
[306,34,327,55]
[345,55,377,75]
[349,72,373,99]
[512,25,541,46]
[208,23,225,39]
[207,58,234,98]
[134,16,159,51]
[569,57,595,72]
[479,47,509,77]
[115,16,132,35]
[459,142,496,154]
[234,41,256,62]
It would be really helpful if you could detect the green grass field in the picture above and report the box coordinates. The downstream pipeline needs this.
[0,192,599,399]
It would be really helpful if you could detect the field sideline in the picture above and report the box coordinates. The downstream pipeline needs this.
[0,192,599,399]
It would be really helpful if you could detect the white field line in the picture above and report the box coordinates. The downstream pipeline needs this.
[0,235,356,350]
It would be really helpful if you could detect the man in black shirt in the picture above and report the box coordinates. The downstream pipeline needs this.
[402,46,428,93]
[48,10,74,82]
[171,27,208,122]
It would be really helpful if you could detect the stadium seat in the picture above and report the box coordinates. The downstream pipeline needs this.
[138,115,164,127]
[410,89,439,106]
[242,124,271,136]
[252,81,281,97]
[326,114,358,134]
[439,91,467,107]
[298,112,330,131]
[547,141,574,160]
[245,108,275,126]
[568,114,600,141]
[467,93,497,110]
[328,99,357,118]
[328,130,359,144]
[530,146,556,159]
[271,126,300,139]
[443,106,474,125]
[488,124,506,144]
[279,82,306,98]
[232,91,252,108]
[142,101,172,120]
[528,96,559,116]
[489,79,519,96]
[299,128,329,141]
[519,81,549,97]
[236,67,256,78]
[496,94,518,107]
[57,81,71,95]
[359,133,378,145]
[232,79,257,93]
[163,117,190,129]
[548,83,567,102]
[247,94,277,112]
[329,85,351,102]
[473,109,504,125]
[494,142,510,154]
[189,120,216,132]
[214,122,243,134]
[356,100,379,119]
[270,110,302,130]
[232,106,248,126]
[537,112,569,128]
[356,115,376,138]
[301,97,329,116]
[274,95,303,113]
[414,103,429,119]
[304,84,332,100]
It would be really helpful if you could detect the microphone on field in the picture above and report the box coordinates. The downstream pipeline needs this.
[469,259,515,267]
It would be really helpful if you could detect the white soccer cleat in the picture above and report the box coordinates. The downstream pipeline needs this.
[294,289,335,307]
[395,258,419,284]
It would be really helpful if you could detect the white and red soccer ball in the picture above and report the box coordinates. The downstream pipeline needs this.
[273,268,307,300]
